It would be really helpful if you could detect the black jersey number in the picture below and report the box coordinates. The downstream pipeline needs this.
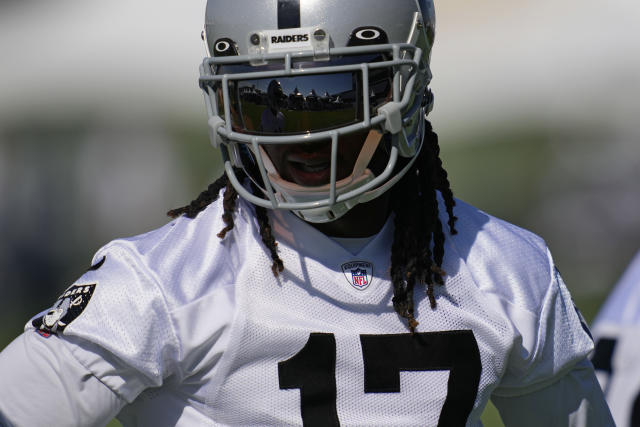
[278,330,481,427]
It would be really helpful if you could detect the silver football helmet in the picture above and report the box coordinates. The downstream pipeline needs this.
[200,0,436,223]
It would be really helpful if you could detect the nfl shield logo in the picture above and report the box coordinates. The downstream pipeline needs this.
[351,268,368,287]
[341,261,374,290]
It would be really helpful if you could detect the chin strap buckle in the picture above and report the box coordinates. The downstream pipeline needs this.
[378,102,403,135]
[208,116,226,148]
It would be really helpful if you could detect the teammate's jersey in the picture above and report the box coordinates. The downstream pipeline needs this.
[591,250,640,427]
[0,196,606,426]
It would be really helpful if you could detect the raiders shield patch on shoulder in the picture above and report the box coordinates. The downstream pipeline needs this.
[32,284,96,335]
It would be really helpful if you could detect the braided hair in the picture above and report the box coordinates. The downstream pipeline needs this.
[168,120,457,332]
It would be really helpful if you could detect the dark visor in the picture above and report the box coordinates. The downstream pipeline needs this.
[211,55,393,135]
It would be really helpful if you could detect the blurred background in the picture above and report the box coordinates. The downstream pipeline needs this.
[0,0,638,425]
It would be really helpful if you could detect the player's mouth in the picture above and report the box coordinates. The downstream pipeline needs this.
[290,159,330,173]
[286,154,332,187]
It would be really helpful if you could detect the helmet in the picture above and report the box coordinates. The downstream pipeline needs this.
[200,0,436,223]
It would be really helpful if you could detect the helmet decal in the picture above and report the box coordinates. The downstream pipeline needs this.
[213,38,238,57]
[348,27,389,46]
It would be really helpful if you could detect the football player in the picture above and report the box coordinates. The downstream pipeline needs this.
[0,0,614,425]
[591,250,640,427]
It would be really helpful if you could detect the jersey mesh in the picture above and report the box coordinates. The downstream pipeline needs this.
[31,197,594,425]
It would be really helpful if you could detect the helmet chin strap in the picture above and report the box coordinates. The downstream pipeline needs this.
[253,129,383,222]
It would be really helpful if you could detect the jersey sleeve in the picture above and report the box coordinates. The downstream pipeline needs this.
[490,260,615,425]
[493,261,595,396]
[0,330,125,427]
[26,242,182,403]
[492,358,614,426]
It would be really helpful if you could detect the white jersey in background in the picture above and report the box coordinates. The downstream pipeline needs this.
[591,250,640,427]
[0,196,613,426]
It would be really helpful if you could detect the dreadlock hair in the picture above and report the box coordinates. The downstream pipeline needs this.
[389,120,457,331]
[167,168,285,276]
[168,119,457,332]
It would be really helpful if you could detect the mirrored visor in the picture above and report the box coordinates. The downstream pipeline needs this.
[212,55,393,135]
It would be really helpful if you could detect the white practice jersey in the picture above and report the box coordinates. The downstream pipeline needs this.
[591,250,640,427]
[0,196,612,426]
